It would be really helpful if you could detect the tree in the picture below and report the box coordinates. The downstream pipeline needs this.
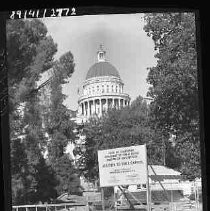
[43,51,77,195]
[7,19,58,204]
[7,19,57,112]
[74,96,165,181]
[143,13,201,179]
[33,157,58,203]
[50,154,75,195]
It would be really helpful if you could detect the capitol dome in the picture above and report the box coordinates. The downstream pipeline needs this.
[77,45,130,123]
[86,62,120,80]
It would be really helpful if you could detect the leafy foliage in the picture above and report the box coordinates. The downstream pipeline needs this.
[45,51,76,162]
[74,96,166,181]
[50,154,75,195]
[7,19,59,205]
[143,13,201,179]
[7,19,57,112]
[30,157,58,203]
[42,51,79,195]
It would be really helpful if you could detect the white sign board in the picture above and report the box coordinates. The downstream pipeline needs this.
[98,145,147,187]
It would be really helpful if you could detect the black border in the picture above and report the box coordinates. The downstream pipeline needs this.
[0,2,208,211]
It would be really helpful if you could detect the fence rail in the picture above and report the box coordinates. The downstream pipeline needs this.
[12,203,88,211]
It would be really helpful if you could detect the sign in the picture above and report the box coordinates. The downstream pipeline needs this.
[98,145,147,187]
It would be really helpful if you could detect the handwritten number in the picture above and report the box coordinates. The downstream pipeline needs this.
[43,9,46,18]
[10,11,15,19]
[16,11,21,19]
[23,10,27,19]
[63,8,69,16]
[56,8,63,17]
[71,8,76,15]
[51,9,56,17]
[10,7,76,19]
[36,10,39,18]
[29,10,36,17]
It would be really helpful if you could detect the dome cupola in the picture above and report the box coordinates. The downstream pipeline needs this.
[86,45,120,80]
[97,44,106,62]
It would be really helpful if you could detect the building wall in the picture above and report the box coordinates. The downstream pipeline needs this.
[77,75,130,122]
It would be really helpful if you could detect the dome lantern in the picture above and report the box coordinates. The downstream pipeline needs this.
[97,44,106,62]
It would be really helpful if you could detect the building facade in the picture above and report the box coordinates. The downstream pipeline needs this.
[76,45,130,123]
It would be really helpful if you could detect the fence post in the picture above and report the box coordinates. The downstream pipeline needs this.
[197,183,200,209]
[194,181,198,211]
[171,183,173,211]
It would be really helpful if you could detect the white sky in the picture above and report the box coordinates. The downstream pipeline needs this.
[42,13,157,111]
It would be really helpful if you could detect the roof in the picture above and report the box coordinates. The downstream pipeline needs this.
[86,61,120,80]
[149,165,181,176]
[149,165,182,181]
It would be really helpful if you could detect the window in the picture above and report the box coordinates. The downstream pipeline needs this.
[107,85,109,92]
[99,52,103,59]
[97,85,99,92]
[102,85,104,93]
[137,185,141,189]
[116,86,118,93]
[112,85,114,92]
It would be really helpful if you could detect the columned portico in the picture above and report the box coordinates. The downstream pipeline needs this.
[79,95,129,119]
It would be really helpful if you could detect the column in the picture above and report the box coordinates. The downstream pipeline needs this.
[106,98,108,111]
[95,99,97,115]
[99,98,102,115]
[84,102,86,116]
[87,101,89,116]
[88,101,90,116]
[86,101,88,116]
[89,101,92,115]
[112,98,115,108]
[117,99,120,109]
[93,99,96,114]
[95,99,98,115]
[120,99,122,108]
[107,99,109,110]
[101,98,103,114]
[124,99,126,106]
[79,104,81,115]
[81,103,83,115]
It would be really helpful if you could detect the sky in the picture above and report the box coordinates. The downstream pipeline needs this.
[42,13,157,111]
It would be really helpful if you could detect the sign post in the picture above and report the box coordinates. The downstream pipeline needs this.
[113,186,117,211]
[101,187,105,211]
[145,145,151,211]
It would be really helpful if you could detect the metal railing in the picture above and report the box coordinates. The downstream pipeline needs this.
[12,203,89,211]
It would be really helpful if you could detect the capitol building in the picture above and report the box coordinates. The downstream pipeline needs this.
[76,45,130,123]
